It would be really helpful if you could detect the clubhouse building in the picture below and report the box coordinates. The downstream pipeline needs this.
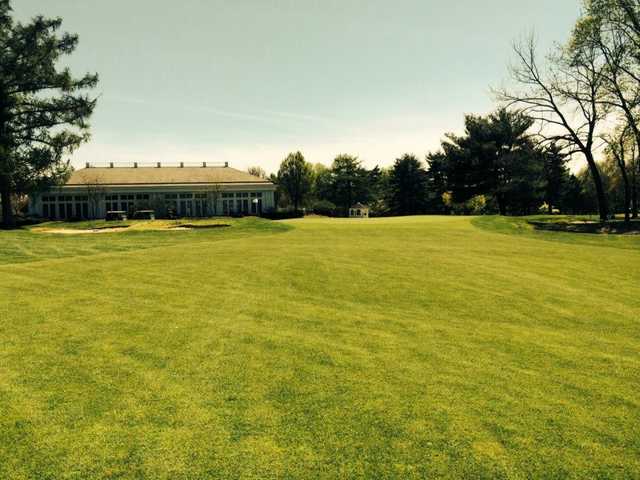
[30,162,276,220]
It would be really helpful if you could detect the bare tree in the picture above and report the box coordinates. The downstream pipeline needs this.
[85,174,105,219]
[495,34,611,221]
[206,183,223,216]
[580,1,640,219]
[603,122,635,222]
[247,166,267,179]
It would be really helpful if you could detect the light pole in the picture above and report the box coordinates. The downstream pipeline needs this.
[252,197,259,216]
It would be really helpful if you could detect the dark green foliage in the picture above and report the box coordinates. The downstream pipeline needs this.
[541,143,570,214]
[261,209,305,220]
[425,152,449,214]
[311,163,332,204]
[387,154,429,215]
[327,154,372,214]
[310,199,336,216]
[559,174,590,215]
[0,0,98,227]
[440,109,543,215]
[276,151,313,211]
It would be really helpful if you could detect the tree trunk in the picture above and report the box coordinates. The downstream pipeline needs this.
[496,193,506,216]
[548,201,553,214]
[632,171,638,219]
[627,123,640,220]
[633,157,639,219]
[617,160,631,224]
[584,152,609,222]
[0,174,14,228]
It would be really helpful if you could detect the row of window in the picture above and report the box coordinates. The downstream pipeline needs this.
[222,192,263,199]
[222,198,262,215]
[40,191,268,219]
[164,193,208,200]
[44,192,265,202]
[43,202,89,220]
[105,194,149,201]
[43,195,88,203]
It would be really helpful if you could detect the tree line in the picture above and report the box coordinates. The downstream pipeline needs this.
[264,118,596,218]
[2,1,640,227]
[267,1,640,221]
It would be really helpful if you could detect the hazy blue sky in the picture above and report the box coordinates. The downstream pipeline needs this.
[15,0,581,173]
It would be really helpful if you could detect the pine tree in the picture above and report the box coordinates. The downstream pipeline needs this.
[0,0,98,227]
[388,154,428,215]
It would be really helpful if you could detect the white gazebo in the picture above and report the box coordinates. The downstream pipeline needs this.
[349,203,369,218]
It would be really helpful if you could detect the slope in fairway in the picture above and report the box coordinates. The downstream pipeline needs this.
[1,216,639,479]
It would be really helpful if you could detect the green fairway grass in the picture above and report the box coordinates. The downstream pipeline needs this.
[1,216,639,479]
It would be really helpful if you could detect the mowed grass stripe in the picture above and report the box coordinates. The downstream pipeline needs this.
[1,216,639,478]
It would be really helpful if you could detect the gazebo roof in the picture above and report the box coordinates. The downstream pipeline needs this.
[350,203,368,209]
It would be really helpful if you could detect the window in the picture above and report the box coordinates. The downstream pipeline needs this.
[165,193,178,200]
[179,193,192,199]
[195,200,205,217]
[241,192,249,198]
[195,193,206,199]
[136,194,149,200]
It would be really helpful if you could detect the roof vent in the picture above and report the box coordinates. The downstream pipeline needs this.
[202,162,207,168]
[224,161,229,167]
[180,162,184,168]
[157,162,161,168]
[85,162,90,168]
[133,162,138,168]
[109,162,114,168]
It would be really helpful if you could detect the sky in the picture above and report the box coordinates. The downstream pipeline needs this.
[15,0,581,174]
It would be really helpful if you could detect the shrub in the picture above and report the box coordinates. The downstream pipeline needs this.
[310,200,336,216]
[261,209,304,220]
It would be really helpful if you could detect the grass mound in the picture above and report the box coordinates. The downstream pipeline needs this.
[1,217,290,265]
[472,215,640,249]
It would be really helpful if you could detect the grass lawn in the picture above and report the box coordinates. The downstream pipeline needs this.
[1,215,639,479]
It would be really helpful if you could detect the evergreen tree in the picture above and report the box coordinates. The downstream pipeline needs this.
[329,154,370,214]
[441,109,541,215]
[0,1,98,227]
[541,143,570,214]
[388,154,428,215]
[560,173,588,215]
[426,151,450,214]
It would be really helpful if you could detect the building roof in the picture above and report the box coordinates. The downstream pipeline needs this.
[65,166,272,187]
[350,203,368,209]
